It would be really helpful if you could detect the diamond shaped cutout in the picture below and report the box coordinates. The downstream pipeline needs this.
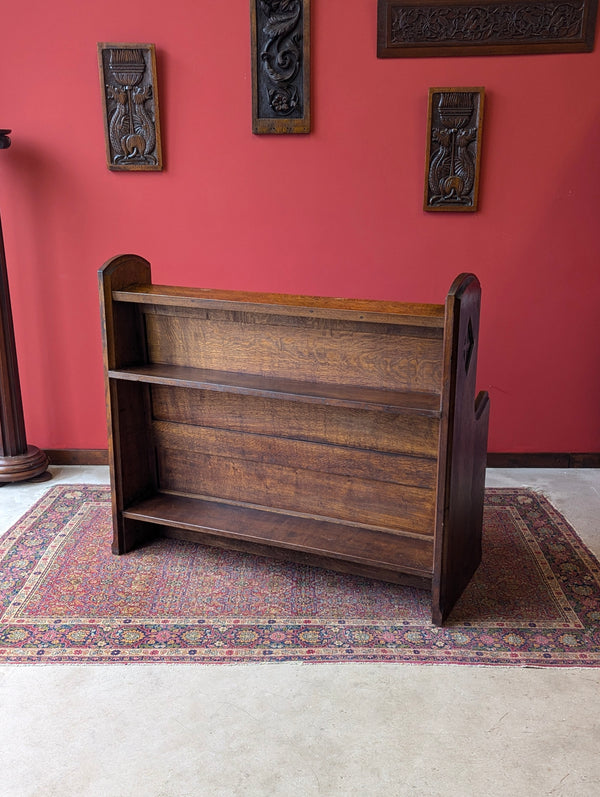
[463,318,474,374]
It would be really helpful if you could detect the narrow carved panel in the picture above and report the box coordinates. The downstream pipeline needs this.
[377,0,598,57]
[424,88,485,212]
[250,0,311,134]
[98,43,163,170]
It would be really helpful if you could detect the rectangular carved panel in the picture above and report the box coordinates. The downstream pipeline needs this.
[250,0,311,134]
[424,88,485,212]
[378,0,598,57]
[98,43,163,171]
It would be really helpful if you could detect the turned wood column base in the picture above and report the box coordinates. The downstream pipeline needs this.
[0,446,51,484]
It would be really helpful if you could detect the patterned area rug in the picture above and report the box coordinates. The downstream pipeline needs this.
[0,485,599,665]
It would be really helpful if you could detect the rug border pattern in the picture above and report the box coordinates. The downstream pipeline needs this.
[0,485,599,666]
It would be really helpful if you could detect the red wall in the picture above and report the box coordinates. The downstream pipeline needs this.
[1,1,599,453]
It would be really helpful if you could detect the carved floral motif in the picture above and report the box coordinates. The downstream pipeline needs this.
[425,89,484,212]
[259,0,303,116]
[251,0,310,132]
[98,44,162,171]
[391,2,585,43]
[377,0,597,55]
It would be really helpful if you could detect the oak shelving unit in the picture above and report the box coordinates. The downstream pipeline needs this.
[99,254,489,624]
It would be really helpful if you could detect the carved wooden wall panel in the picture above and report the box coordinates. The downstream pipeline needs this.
[424,88,485,212]
[378,0,598,57]
[250,0,311,134]
[98,43,163,170]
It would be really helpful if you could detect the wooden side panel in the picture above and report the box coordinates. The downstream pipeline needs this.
[432,274,490,624]
[98,254,158,553]
[109,379,157,551]
[98,254,151,372]
[144,311,444,393]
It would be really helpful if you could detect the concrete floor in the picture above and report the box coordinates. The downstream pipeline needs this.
[0,467,599,797]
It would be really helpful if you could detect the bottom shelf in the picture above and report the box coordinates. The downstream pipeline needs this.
[121,493,434,586]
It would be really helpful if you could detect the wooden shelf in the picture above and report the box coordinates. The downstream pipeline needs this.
[108,364,442,415]
[112,283,447,327]
[122,492,434,577]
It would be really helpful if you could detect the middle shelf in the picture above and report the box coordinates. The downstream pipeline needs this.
[108,363,442,415]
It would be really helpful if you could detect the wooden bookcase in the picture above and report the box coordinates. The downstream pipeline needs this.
[99,255,489,625]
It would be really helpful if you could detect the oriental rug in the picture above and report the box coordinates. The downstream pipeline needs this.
[0,485,599,666]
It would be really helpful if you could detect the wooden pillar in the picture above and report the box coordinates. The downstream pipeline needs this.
[0,129,50,483]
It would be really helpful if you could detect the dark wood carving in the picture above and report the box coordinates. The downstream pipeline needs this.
[98,43,163,170]
[377,0,598,57]
[250,0,311,134]
[424,88,485,212]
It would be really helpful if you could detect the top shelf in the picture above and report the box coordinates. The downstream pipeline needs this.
[112,284,446,328]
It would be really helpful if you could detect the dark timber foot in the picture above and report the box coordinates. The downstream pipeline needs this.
[0,446,51,484]
[112,518,159,555]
